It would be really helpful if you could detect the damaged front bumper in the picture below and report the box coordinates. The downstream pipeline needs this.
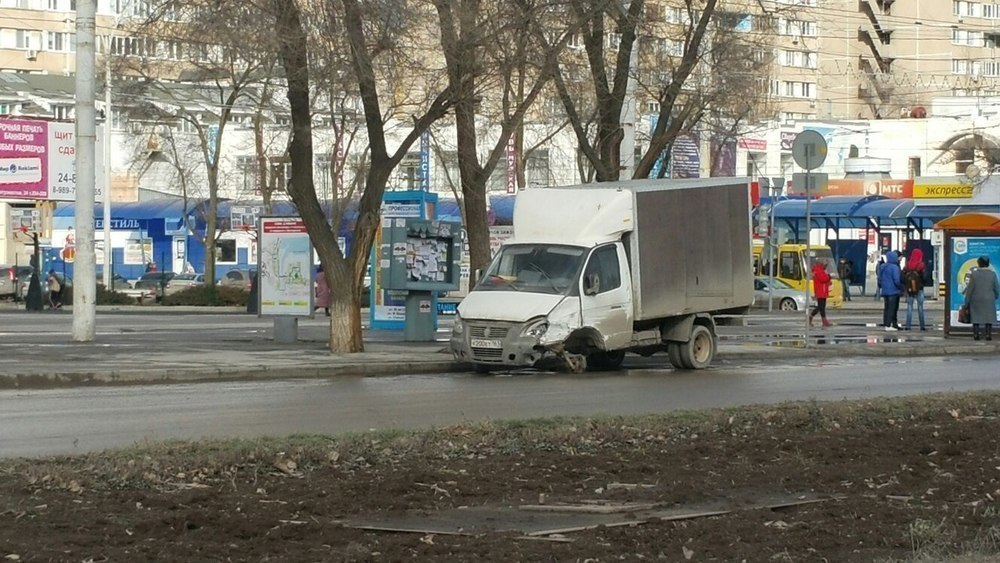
[450,318,571,368]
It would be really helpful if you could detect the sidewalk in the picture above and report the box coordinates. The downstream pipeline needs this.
[0,301,996,388]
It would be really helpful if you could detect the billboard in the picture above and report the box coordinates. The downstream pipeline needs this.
[258,217,313,316]
[0,118,104,202]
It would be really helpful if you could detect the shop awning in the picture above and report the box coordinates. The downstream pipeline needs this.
[934,212,1000,232]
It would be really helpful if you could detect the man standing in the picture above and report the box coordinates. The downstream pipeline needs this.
[837,257,853,302]
[878,251,904,331]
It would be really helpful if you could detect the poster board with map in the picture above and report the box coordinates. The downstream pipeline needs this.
[258,216,313,316]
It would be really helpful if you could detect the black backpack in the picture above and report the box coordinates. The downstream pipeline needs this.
[903,269,922,296]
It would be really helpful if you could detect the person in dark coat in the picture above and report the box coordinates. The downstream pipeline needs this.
[964,256,999,341]
[837,257,853,301]
[878,250,904,331]
[873,255,886,300]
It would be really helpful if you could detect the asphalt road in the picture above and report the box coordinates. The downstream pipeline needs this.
[3,354,997,459]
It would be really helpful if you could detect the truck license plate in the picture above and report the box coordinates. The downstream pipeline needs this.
[471,338,503,349]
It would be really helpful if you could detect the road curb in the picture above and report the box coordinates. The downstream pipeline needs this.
[0,360,467,389]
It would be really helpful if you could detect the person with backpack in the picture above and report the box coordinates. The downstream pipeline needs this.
[902,248,927,331]
[837,257,853,301]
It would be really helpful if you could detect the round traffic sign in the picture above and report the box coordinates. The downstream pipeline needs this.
[791,130,827,171]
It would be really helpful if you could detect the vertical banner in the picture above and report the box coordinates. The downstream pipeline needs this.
[671,133,701,179]
[648,116,669,179]
[335,140,345,197]
[505,134,517,193]
[419,130,430,192]
[258,216,313,316]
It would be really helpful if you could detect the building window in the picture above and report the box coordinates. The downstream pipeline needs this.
[953,29,984,46]
[781,81,815,98]
[15,30,35,50]
[215,240,237,263]
[780,50,817,68]
[52,105,72,120]
[984,3,1000,18]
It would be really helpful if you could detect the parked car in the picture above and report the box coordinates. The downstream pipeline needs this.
[219,269,254,291]
[753,276,809,311]
[97,272,130,290]
[18,272,72,300]
[163,273,205,295]
[1,265,34,299]
[133,272,176,293]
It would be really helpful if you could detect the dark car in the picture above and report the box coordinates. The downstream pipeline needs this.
[133,272,176,291]
[1,265,34,299]
[219,269,254,291]
[97,272,130,290]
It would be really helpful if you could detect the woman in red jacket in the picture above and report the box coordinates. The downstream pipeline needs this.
[809,258,832,327]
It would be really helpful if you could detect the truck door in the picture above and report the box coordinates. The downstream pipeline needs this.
[580,243,633,349]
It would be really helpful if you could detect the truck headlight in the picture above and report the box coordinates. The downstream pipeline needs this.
[453,312,464,335]
[521,319,548,338]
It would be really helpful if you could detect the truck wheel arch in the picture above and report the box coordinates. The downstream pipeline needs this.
[661,313,717,343]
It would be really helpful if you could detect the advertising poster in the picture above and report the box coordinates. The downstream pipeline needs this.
[374,204,423,325]
[258,217,312,316]
[0,118,104,201]
[949,236,1000,325]
[670,133,700,179]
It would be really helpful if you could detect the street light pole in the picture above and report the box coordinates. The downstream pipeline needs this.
[103,35,112,287]
[73,0,97,341]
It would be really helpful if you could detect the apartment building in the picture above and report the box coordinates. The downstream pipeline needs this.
[765,0,1000,121]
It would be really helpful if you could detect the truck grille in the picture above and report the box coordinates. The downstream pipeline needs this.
[470,325,510,339]
[470,347,504,361]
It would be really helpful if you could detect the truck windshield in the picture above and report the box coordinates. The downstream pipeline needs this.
[476,244,586,295]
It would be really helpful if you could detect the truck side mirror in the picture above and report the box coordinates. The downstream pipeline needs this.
[584,273,600,295]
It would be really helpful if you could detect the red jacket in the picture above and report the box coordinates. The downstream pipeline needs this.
[812,262,831,299]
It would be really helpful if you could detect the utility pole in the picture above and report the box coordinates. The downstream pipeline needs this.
[73,0,97,341]
[103,34,113,286]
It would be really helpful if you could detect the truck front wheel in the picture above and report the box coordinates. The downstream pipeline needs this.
[679,325,715,369]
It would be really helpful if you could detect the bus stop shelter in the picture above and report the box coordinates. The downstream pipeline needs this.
[934,213,1000,336]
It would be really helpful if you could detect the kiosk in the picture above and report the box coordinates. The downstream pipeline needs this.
[934,213,1000,336]
[379,218,462,341]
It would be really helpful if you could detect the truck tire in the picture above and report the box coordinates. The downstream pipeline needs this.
[667,342,686,369]
[589,350,626,370]
[679,325,715,369]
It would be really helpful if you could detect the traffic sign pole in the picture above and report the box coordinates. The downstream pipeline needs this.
[791,131,828,344]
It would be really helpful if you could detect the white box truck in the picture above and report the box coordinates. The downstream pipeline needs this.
[449,179,753,372]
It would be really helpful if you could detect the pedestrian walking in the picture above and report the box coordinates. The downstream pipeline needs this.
[874,255,886,300]
[963,256,999,341]
[46,269,62,310]
[902,248,927,331]
[878,251,904,331]
[314,265,331,317]
[837,257,853,301]
[809,259,833,327]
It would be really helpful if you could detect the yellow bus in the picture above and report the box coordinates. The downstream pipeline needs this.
[752,240,844,308]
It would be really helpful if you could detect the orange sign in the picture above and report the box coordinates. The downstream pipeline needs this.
[824,179,913,199]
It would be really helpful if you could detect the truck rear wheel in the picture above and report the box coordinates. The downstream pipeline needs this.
[679,325,715,369]
[667,343,686,369]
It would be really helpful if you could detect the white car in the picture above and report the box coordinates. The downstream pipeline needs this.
[753,277,810,311]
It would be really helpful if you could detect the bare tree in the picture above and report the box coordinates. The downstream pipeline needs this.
[116,0,280,284]
[553,0,775,181]
[271,0,455,352]
[434,0,577,277]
